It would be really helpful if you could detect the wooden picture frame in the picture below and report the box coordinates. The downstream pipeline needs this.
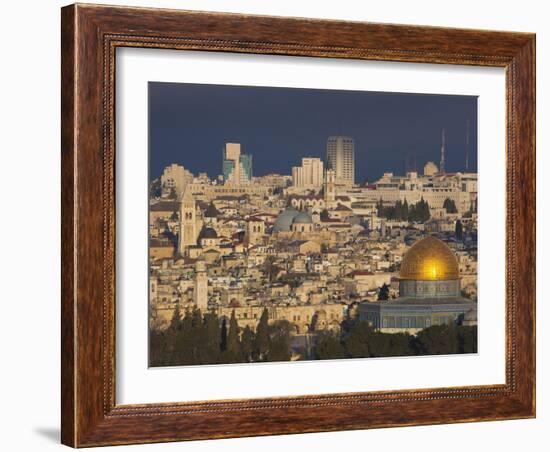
[61,3,535,447]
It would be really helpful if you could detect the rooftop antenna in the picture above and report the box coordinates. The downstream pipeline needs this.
[440,128,446,174]
[465,118,471,171]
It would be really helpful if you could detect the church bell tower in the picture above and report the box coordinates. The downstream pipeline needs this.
[324,169,336,208]
[178,190,198,254]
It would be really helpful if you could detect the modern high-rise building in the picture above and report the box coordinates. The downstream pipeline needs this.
[326,136,355,186]
[239,153,253,183]
[222,143,252,185]
[292,157,324,189]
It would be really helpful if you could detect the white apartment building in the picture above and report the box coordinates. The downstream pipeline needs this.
[326,136,355,186]
[292,157,324,189]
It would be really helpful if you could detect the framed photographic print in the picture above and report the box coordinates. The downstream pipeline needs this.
[61,3,536,447]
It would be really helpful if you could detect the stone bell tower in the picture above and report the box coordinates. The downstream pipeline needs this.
[324,169,336,208]
[178,189,198,254]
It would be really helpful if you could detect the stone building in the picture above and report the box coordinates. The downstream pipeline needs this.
[194,260,208,310]
[160,163,193,197]
[292,157,324,190]
[178,190,202,253]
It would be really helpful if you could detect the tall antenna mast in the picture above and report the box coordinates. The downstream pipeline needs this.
[440,128,446,174]
[465,118,470,171]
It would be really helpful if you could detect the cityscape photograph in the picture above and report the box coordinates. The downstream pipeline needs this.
[148,82,478,367]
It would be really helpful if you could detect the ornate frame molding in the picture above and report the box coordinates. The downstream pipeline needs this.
[61,4,535,447]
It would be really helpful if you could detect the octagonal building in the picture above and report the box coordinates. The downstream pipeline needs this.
[358,236,477,334]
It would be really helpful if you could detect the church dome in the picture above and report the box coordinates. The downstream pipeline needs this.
[292,212,313,224]
[400,236,459,281]
[199,227,218,239]
[423,161,439,176]
[273,208,299,232]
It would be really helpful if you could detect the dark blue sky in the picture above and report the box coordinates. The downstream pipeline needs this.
[149,82,477,183]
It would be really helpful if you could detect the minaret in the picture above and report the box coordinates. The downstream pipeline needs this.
[465,118,470,171]
[194,260,208,311]
[439,128,446,174]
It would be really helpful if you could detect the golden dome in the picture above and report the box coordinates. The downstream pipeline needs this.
[400,236,459,281]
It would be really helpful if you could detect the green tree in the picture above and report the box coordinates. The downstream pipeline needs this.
[225,310,242,362]
[315,332,346,360]
[457,325,477,353]
[149,330,171,367]
[414,324,459,355]
[376,198,384,217]
[419,197,431,221]
[266,320,292,362]
[402,199,409,221]
[254,308,270,360]
[172,308,194,365]
[220,317,228,352]
[366,331,392,357]
[344,321,372,358]
[407,199,430,222]
[455,220,463,241]
[443,198,458,214]
[241,325,255,362]
[262,256,280,283]
[377,283,390,301]
[202,312,221,364]
[169,303,182,331]
[385,333,414,356]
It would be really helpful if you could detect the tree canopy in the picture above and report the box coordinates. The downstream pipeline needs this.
[376,198,431,222]
[149,306,477,367]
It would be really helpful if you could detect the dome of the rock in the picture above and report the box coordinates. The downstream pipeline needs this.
[400,236,459,281]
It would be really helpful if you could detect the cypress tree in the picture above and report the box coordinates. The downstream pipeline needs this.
[174,308,194,365]
[226,310,242,362]
[443,198,458,214]
[169,303,181,331]
[455,220,464,241]
[220,317,228,352]
[377,283,390,301]
[377,198,384,217]
[241,325,254,362]
[402,199,409,221]
[255,308,270,361]
[203,312,221,364]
